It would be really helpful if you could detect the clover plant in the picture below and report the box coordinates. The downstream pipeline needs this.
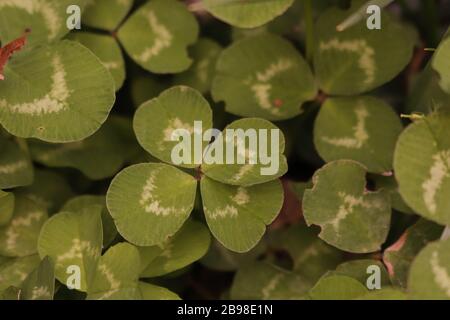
[0,0,450,301]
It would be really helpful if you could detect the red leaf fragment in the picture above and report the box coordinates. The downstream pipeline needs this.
[0,30,30,81]
[383,231,408,276]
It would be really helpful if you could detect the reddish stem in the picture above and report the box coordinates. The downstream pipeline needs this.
[404,44,427,92]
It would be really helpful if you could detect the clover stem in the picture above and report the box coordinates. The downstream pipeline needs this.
[315,91,328,105]
[195,166,204,181]
[302,0,315,64]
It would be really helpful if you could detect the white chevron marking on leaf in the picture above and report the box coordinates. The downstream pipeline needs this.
[248,59,294,115]
[320,39,376,85]
[6,211,44,250]
[322,105,369,149]
[206,205,238,220]
[31,286,50,300]
[231,187,250,206]
[430,251,450,297]
[139,170,182,216]
[262,273,283,300]
[0,160,28,175]
[329,192,384,232]
[0,54,71,115]
[135,10,173,62]
[57,238,100,264]
[422,150,450,214]
[96,263,121,300]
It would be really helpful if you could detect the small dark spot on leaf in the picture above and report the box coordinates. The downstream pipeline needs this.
[273,99,283,108]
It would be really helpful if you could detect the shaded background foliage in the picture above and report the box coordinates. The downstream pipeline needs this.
[1,0,450,300]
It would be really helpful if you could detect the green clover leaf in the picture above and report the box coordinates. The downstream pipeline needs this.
[303,160,391,253]
[118,0,199,74]
[0,255,41,291]
[231,261,310,300]
[87,242,141,300]
[202,118,288,186]
[432,37,450,95]
[16,169,73,214]
[62,195,117,248]
[0,196,48,257]
[37,205,103,292]
[173,38,222,94]
[383,219,443,287]
[394,112,450,225]
[212,33,317,121]
[106,163,197,246]
[67,32,126,91]
[20,256,55,300]
[0,0,87,47]
[82,0,133,31]
[408,238,450,299]
[139,220,210,278]
[202,0,295,29]
[0,136,34,189]
[201,177,283,253]
[314,96,403,173]
[30,116,136,180]
[308,274,368,300]
[314,1,414,95]
[134,86,213,169]
[0,40,115,142]
[0,190,14,226]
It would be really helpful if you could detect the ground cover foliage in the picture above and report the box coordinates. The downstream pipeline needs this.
[0,0,450,300]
